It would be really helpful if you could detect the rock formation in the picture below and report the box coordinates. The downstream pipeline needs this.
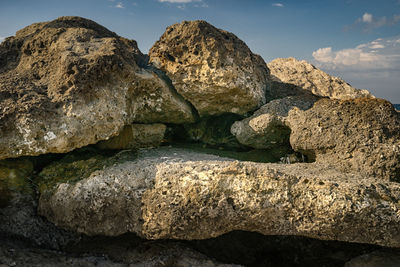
[0,16,195,160]
[267,57,373,99]
[39,147,400,247]
[96,124,166,150]
[149,20,270,116]
[231,94,320,150]
[288,98,400,181]
[1,16,399,266]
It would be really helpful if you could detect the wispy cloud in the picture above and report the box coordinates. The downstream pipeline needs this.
[346,12,400,32]
[159,0,198,3]
[312,36,400,102]
[312,36,400,71]
[272,3,284,7]
[159,0,207,9]
[115,2,124,8]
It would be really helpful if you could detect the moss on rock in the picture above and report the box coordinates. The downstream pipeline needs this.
[0,158,34,207]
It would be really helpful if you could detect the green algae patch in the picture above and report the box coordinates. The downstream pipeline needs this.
[0,158,34,207]
[36,147,137,195]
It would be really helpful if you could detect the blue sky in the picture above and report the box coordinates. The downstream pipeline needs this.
[1,0,400,102]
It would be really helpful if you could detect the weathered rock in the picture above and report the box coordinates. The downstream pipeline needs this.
[288,98,400,181]
[0,16,194,160]
[267,57,373,99]
[149,20,270,116]
[96,124,166,150]
[345,250,400,267]
[39,147,400,247]
[231,94,319,150]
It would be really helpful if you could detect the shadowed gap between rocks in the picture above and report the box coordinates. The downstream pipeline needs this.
[5,231,394,267]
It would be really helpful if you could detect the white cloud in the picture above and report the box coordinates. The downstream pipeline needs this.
[115,2,124,8]
[349,12,400,32]
[362,13,372,23]
[272,3,284,7]
[159,0,206,8]
[312,37,400,71]
[159,0,197,3]
[0,36,4,43]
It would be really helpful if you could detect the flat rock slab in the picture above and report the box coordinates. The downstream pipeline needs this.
[39,147,400,247]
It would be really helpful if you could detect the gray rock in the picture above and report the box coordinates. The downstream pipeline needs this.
[345,250,400,267]
[231,94,319,149]
[39,147,400,247]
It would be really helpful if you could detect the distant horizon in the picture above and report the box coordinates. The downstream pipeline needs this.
[1,0,400,102]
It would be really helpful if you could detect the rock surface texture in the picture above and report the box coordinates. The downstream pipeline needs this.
[149,20,270,116]
[39,147,400,247]
[231,94,320,150]
[288,98,400,182]
[0,16,194,160]
[267,57,373,99]
[96,124,166,150]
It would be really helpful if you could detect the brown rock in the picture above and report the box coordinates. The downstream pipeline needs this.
[96,124,166,150]
[0,16,194,159]
[149,20,270,116]
[288,98,400,181]
[267,57,373,99]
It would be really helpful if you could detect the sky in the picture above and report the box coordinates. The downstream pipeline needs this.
[0,0,399,103]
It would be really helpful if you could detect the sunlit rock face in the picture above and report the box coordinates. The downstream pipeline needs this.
[268,57,373,100]
[149,20,270,116]
[0,16,195,160]
[39,147,400,248]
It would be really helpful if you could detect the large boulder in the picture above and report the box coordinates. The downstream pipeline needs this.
[39,147,400,247]
[149,20,270,116]
[0,16,195,160]
[231,94,320,150]
[267,57,373,99]
[288,98,400,181]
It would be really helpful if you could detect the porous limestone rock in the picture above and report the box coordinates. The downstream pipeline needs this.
[288,98,400,181]
[149,20,270,116]
[231,94,320,150]
[0,16,194,160]
[96,124,166,150]
[39,147,400,247]
[267,57,373,99]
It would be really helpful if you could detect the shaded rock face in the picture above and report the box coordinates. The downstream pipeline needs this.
[268,57,373,99]
[0,237,237,267]
[231,94,320,150]
[0,158,34,207]
[345,250,400,267]
[38,147,400,247]
[96,124,166,150]
[0,16,194,160]
[288,98,400,181]
[149,20,270,116]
